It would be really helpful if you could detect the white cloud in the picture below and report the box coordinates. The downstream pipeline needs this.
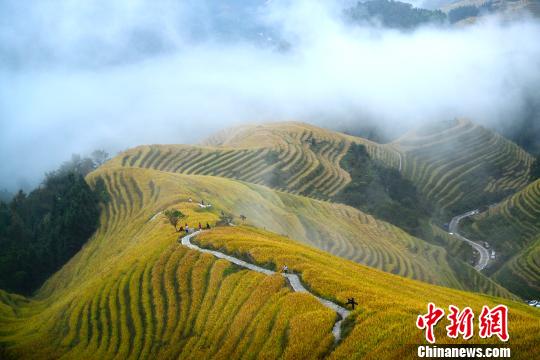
[1,0,539,189]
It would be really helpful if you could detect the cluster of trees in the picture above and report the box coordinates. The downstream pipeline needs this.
[448,5,479,23]
[345,0,495,29]
[0,189,12,203]
[448,2,494,24]
[346,0,446,30]
[0,151,109,295]
[334,144,430,235]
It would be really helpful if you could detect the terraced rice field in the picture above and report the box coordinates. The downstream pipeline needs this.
[193,226,540,359]
[464,179,540,297]
[494,236,540,298]
[107,122,400,199]
[395,119,533,216]
[102,150,512,296]
[88,168,463,290]
[1,167,538,359]
[0,169,336,359]
[467,180,540,253]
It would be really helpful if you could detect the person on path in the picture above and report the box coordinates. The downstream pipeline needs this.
[346,298,358,310]
[282,265,288,273]
[198,222,202,231]
[185,225,190,234]
[206,222,211,230]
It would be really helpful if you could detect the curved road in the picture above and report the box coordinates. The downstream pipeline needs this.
[181,231,350,342]
[449,210,490,271]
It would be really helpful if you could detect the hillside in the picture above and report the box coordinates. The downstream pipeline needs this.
[462,179,540,297]
[108,122,400,200]
[104,120,535,294]
[79,165,513,298]
[441,0,540,21]
[0,167,538,359]
[394,118,533,217]
[112,119,534,222]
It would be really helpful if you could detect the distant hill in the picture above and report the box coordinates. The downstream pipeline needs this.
[394,118,533,218]
[462,179,540,297]
[441,0,540,22]
[345,0,446,29]
[109,122,400,200]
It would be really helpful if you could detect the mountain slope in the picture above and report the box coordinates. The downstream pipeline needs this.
[394,118,533,217]
[463,179,540,297]
[0,168,537,359]
[103,122,526,295]
[110,122,400,199]
[1,169,337,359]
[196,226,540,358]
[83,168,475,290]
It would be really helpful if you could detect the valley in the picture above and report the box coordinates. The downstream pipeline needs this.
[1,120,539,359]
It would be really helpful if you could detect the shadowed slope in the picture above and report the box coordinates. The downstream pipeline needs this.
[395,119,533,217]
[463,179,540,297]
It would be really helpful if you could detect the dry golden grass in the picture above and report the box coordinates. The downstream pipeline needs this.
[106,121,400,200]
[196,226,540,359]
[0,165,533,359]
[0,169,335,359]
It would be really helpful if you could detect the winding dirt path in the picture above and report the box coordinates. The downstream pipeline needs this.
[180,231,351,342]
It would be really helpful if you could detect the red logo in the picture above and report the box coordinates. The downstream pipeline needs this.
[446,305,474,340]
[417,304,509,343]
[416,303,445,343]
[479,305,509,342]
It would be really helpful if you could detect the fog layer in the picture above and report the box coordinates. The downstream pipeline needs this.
[1,0,540,190]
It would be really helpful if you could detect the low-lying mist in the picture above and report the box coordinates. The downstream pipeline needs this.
[1,0,540,190]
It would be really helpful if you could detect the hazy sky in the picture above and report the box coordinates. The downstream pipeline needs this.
[1,0,540,190]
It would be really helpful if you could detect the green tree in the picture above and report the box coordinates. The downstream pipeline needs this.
[91,150,110,167]
[164,209,186,232]
[0,169,102,295]
[346,0,446,30]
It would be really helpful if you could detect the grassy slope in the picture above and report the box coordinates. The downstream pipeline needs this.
[0,168,537,359]
[103,121,520,295]
[197,226,540,359]
[114,119,532,221]
[79,168,479,290]
[108,122,400,200]
[0,169,336,359]
[394,119,533,218]
[463,179,540,297]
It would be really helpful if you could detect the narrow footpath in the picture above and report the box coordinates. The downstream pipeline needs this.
[180,231,351,342]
